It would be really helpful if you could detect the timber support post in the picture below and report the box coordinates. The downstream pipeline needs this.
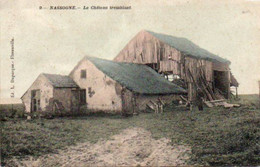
[236,86,238,99]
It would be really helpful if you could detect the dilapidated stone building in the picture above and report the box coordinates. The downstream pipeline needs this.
[69,56,186,113]
[21,56,186,114]
[22,30,238,113]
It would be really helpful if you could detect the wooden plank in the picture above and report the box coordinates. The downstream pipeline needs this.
[158,97,165,106]
[199,68,215,100]
[147,100,159,113]
[204,101,213,108]
[223,102,240,108]
[206,99,225,103]
[180,95,188,102]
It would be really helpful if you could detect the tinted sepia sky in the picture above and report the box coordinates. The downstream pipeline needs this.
[0,0,260,103]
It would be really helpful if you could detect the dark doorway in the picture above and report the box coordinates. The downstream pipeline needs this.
[213,71,229,98]
[121,89,136,116]
[80,89,86,104]
[31,89,41,112]
[71,89,86,112]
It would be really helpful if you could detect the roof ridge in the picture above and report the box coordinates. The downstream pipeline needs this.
[144,30,230,64]
[86,56,157,67]
[42,73,79,88]
[85,56,186,95]
[42,73,68,76]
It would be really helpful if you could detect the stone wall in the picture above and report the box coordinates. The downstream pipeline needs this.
[70,59,123,112]
[21,74,53,112]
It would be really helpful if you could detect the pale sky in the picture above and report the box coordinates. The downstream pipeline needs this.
[0,0,260,103]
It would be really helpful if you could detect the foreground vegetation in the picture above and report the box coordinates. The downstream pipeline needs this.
[1,94,260,166]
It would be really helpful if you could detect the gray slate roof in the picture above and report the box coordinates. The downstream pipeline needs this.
[86,56,186,95]
[43,73,79,88]
[147,30,230,64]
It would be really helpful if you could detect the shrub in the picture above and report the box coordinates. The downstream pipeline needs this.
[0,104,26,120]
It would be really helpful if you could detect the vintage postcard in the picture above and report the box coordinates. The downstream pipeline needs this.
[0,0,259,166]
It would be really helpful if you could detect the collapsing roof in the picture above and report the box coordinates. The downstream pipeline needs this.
[86,56,186,95]
[42,73,79,88]
[146,30,230,64]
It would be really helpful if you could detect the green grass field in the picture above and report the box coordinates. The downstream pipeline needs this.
[234,94,260,106]
[1,94,260,166]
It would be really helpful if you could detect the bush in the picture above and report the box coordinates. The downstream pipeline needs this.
[25,104,92,119]
[0,104,26,120]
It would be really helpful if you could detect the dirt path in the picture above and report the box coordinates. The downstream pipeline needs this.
[10,128,190,166]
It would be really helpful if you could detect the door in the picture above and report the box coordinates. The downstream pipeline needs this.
[71,89,86,112]
[31,89,40,112]
[121,88,135,116]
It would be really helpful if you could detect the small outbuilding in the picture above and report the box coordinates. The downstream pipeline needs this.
[21,73,82,113]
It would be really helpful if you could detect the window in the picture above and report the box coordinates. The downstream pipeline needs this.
[81,70,86,79]
[80,89,86,104]
[32,90,36,98]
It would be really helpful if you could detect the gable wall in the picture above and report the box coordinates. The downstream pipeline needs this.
[21,74,53,112]
[69,59,123,112]
[114,31,182,66]
[114,31,216,82]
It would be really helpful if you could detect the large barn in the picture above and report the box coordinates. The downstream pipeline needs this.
[21,56,186,114]
[114,30,239,101]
